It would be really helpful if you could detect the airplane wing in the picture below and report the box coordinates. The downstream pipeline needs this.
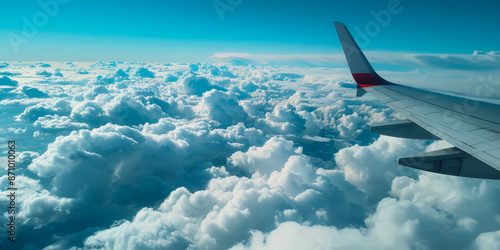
[334,22,500,179]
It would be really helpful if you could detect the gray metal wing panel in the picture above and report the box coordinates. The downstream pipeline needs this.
[365,85,500,171]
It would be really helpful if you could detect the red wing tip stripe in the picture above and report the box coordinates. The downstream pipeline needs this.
[358,83,377,88]
[352,73,389,87]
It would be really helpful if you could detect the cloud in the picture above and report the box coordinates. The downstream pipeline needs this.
[70,101,107,126]
[212,53,347,67]
[71,86,166,127]
[84,86,110,100]
[92,61,117,67]
[115,69,129,78]
[17,100,72,122]
[3,61,499,249]
[27,118,263,200]
[84,136,367,249]
[229,137,298,176]
[90,68,129,85]
[195,64,238,78]
[391,173,500,235]
[36,70,53,77]
[32,62,52,68]
[16,151,40,174]
[232,221,376,250]
[0,76,18,86]
[94,75,116,85]
[134,67,155,78]
[472,230,500,250]
[182,74,225,96]
[234,195,488,250]
[21,86,50,98]
[165,73,179,83]
[0,71,21,76]
[408,51,500,70]
[33,115,89,131]
[0,175,77,248]
[212,51,500,71]
[102,92,164,126]
[335,136,427,202]
[189,63,199,71]
[211,52,500,98]
[19,189,75,226]
[249,93,306,135]
[6,117,267,248]
[198,90,248,126]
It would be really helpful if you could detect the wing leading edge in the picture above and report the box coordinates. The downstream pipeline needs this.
[334,22,500,179]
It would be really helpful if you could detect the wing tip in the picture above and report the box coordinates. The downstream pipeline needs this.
[334,22,394,87]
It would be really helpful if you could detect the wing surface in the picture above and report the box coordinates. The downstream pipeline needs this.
[335,22,500,177]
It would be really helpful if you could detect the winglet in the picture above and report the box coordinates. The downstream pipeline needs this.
[334,22,394,87]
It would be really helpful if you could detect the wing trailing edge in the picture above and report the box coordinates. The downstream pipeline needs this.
[399,147,500,179]
[370,120,441,140]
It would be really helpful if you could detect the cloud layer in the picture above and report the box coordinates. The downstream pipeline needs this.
[0,61,499,249]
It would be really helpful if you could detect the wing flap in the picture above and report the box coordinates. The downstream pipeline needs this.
[365,85,500,171]
[399,147,500,179]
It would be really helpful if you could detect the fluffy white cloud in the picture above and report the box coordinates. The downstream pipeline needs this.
[17,100,72,122]
[32,62,52,68]
[232,221,377,250]
[84,136,367,249]
[28,120,262,197]
[7,117,268,248]
[182,74,225,96]
[20,86,50,98]
[197,90,248,126]
[234,195,488,250]
[472,230,500,250]
[70,87,169,127]
[335,136,427,202]
[33,115,88,130]
[211,53,347,67]
[92,61,117,68]
[36,70,53,77]
[0,71,20,76]
[229,137,298,176]
[101,92,164,125]
[133,67,155,78]
[391,173,500,238]
[0,76,18,86]
[164,73,179,83]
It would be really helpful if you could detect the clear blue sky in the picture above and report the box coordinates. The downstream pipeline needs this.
[1,0,499,62]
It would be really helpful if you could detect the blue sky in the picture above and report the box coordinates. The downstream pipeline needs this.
[1,0,500,62]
